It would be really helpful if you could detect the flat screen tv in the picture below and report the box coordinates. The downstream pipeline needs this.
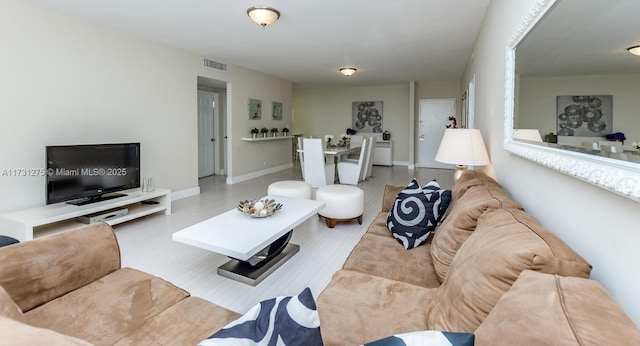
[46,143,141,205]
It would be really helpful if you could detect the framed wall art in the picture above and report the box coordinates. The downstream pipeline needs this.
[556,95,612,137]
[248,98,262,120]
[272,101,283,120]
[352,101,383,133]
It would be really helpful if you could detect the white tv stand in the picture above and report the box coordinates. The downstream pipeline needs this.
[0,188,171,241]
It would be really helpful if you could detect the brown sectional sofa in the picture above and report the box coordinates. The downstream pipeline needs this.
[0,223,240,345]
[316,170,640,345]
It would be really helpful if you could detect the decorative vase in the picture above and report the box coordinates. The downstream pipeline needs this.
[263,133,267,138]
[252,133,257,139]
[272,133,277,137]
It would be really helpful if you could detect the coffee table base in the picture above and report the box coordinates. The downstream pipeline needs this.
[217,243,299,286]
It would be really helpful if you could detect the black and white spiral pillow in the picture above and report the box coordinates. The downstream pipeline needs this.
[199,287,322,346]
[362,330,474,346]
[386,179,451,250]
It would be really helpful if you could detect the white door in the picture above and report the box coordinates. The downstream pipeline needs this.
[417,98,456,169]
[198,92,215,177]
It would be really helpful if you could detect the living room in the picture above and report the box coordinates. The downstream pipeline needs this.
[2,0,640,341]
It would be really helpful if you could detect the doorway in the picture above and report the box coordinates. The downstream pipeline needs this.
[197,77,228,180]
[417,98,456,169]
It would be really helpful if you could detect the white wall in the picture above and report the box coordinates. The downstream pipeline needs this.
[293,80,460,164]
[0,0,292,212]
[518,74,640,144]
[464,0,640,325]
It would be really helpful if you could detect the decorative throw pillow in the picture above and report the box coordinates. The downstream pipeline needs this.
[422,180,452,222]
[199,287,322,346]
[386,179,451,249]
[362,330,474,346]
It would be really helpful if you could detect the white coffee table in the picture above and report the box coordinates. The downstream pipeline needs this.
[172,195,324,286]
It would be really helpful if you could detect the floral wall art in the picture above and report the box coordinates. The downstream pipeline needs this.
[556,95,612,137]
[352,101,383,133]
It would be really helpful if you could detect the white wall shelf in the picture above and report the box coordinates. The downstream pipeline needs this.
[242,135,294,142]
[373,140,394,166]
[0,188,171,241]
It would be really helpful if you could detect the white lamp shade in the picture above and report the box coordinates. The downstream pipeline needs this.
[513,129,543,142]
[435,128,490,166]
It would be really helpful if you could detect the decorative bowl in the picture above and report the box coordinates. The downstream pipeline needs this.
[237,198,283,218]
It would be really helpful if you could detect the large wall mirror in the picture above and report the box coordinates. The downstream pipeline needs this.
[504,0,640,202]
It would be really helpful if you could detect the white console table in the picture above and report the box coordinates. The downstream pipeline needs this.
[373,140,394,166]
[0,188,171,241]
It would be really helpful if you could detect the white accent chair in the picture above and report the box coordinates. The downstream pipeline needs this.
[337,138,368,185]
[302,138,335,188]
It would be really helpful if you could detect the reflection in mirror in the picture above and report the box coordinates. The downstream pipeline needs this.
[504,0,640,202]
[514,0,640,164]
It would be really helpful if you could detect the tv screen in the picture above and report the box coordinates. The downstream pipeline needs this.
[46,143,141,205]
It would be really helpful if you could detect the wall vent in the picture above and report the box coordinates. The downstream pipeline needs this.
[203,58,227,71]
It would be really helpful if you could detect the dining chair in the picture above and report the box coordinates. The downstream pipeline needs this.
[302,138,335,188]
[346,135,364,160]
[297,136,305,179]
[598,141,622,153]
[337,138,368,185]
[363,136,377,180]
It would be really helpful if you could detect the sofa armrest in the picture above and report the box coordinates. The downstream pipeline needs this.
[381,184,405,213]
[0,223,121,312]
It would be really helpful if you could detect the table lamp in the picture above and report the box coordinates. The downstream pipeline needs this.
[435,128,490,181]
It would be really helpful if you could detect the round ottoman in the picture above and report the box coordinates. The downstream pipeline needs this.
[268,180,312,199]
[315,185,364,228]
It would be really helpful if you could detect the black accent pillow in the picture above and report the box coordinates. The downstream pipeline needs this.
[386,179,451,249]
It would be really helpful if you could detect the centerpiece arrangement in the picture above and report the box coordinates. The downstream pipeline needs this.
[237,198,283,217]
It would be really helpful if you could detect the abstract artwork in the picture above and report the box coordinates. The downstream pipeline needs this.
[556,95,612,137]
[248,99,261,120]
[352,101,383,133]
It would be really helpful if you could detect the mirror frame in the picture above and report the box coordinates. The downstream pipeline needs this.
[503,0,640,202]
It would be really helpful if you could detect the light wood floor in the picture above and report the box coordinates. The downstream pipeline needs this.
[115,164,453,314]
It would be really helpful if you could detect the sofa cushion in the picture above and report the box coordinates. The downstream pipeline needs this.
[450,169,501,203]
[475,270,640,345]
[430,185,523,282]
[113,297,240,346]
[317,270,436,346]
[0,223,121,313]
[367,212,393,237]
[426,208,592,332]
[24,267,190,345]
[0,285,24,322]
[364,330,474,346]
[342,233,440,288]
[201,287,322,346]
[387,179,450,249]
[0,315,93,345]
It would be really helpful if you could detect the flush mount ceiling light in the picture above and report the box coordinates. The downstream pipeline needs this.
[247,6,280,27]
[340,67,357,77]
[628,45,640,56]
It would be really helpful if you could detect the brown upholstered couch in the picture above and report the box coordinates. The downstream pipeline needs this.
[316,170,640,345]
[0,223,240,345]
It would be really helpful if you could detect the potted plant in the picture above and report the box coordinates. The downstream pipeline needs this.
[270,127,279,137]
[282,127,289,136]
[250,128,259,139]
[260,127,269,137]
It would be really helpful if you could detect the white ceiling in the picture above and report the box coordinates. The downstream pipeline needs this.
[23,0,492,88]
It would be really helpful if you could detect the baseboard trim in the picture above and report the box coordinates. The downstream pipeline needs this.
[171,186,200,201]
[226,163,294,185]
